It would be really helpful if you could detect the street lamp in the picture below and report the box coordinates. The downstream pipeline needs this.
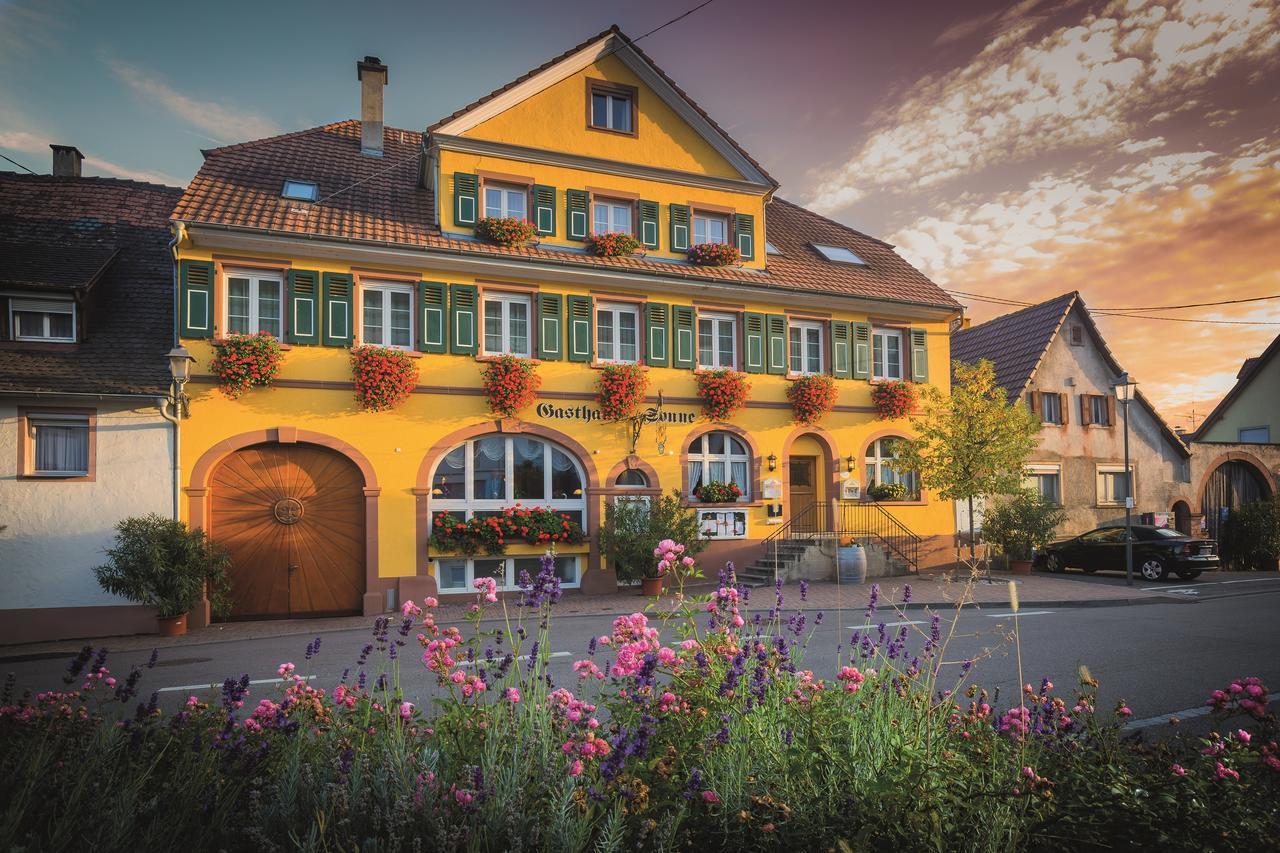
[166,346,195,419]
[1112,372,1137,586]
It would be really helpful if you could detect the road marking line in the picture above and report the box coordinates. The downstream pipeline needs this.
[1217,578,1280,585]
[456,651,571,668]
[157,675,316,693]
[1125,692,1280,730]
[1143,578,1279,591]
[985,610,1054,618]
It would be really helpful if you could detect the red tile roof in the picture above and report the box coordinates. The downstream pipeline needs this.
[172,121,959,310]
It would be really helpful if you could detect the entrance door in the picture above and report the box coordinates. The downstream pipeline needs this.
[210,442,365,619]
[789,456,819,534]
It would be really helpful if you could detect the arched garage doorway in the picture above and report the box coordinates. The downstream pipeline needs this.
[1202,460,1270,541]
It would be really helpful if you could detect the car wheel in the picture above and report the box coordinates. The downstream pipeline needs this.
[1140,558,1168,581]
[1045,554,1064,573]
[1176,570,1202,580]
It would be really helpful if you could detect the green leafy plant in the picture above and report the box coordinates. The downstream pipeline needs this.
[589,232,642,258]
[693,480,742,504]
[598,489,705,582]
[1219,495,1280,570]
[211,331,284,399]
[687,242,740,266]
[866,482,909,502]
[475,216,536,247]
[982,489,1066,561]
[92,513,231,619]
[429,506,584,556]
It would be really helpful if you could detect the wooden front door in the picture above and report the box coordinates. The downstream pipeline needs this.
[210,442,365,619]
[789,456,819,533]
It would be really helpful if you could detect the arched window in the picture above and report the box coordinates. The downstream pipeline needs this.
[430,434,586,592]
[616,468,649,488]
[688,431,750,500]
[865,437,919,499]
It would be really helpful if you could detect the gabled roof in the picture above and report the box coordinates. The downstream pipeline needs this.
[0,242,118,291]
[426,26,776,189]
[1191,331,1280,442]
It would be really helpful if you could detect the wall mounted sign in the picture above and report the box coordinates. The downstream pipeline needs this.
[699,509,748,540]
[536,402,696,425]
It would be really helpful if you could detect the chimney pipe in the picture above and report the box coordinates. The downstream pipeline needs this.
[51,144,84,178]
[357,56,388,157]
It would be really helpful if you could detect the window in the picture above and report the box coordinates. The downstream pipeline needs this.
[10,297,76,342]
[1070,325,1083,346]
[616,468,649,487]
[483,292,531,356]
[1097,464,1133,506]
[688,431,750,500]
[592,200,632,235]
[865,437,920,499]
[1038,393,1062,425]
[361,282,413,349]
[589,82,634,133]
[697,312,737,369]
[25,412,90,477]
[788,320,824,375]
[1081,526,1125,544]
[225,271,282,337]
[872,328,903,380]
[436,555,580,592]
[1239,426,1270,443]
[693,212,728,245]
[1023,464,1061,505]
[1090,395,1111,426]
[812,244,867,265]
[765,241,782,255]
[596,302,639,363]
[483,184,527,220]
[281,180,318,201]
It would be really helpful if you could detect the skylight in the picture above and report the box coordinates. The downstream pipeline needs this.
[812,244,867,265]
[765,241,782,255]
[282,180,318,202]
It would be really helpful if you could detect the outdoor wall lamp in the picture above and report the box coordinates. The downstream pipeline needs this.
[767,453,777,471]
[163,345,195,420]
[846,454,855,473]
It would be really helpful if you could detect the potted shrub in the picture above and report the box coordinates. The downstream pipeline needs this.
[475,216,536,248]
[599,489,705,594]
[351,345,419,412]
[211,331,284,399]
[694,480,742,504]
[866,482,908,502]
[982,489,1066,575]
[92,514,232,636]
[482,355,541,418]
[872,380,915,420]
[687,242,740,267]
[787,374,839,425]
[695,369,750,421]
[589,232,641,258]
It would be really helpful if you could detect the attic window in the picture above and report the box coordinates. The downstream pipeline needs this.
[587,79,637,136]
[812,244,867,265]
[1070,325,1083,346]
[765,242,782,255]
[281,180,318,202]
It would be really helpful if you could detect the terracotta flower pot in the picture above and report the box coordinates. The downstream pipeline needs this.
[1011,560,1033,576]
[158,613,188,637]
[641,576,664,597]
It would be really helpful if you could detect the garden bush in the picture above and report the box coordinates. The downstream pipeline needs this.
[1220,495,1280,571]
[4,559,1278,851]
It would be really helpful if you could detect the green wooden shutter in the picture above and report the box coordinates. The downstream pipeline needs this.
[179,259,214,339]
[734,213,755,259]
[670,204,690,252]
[449,284,478,355]
[644,303,669,367]
[639,200,660,249]
[417,281,447,353]
[566,295,592,361]
[537,293,563,360]
[743,312,765,374]
[852,322,871,380]
[566,190,589,240]
[910,328,929,382]
[321,273,353,347]
[766,314,787,375]
[671,305,696,369]
[453,173,478,227]
[533,185,556,236]
[286,269,320,345]
[830,320,852,379]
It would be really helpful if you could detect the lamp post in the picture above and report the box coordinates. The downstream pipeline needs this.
[159,346,195,520]
[1112,372,1137,586]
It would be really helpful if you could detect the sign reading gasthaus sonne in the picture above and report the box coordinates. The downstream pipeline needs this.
[535,403,696,424]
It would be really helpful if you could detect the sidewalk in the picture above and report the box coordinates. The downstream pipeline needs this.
[0,569,1186,660]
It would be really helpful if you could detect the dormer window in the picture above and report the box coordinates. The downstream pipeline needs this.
[693,212,728,245]
[588,80,636,135]
[281,180,318,202]
[592,199,632,235]
[483,184,527,220]
[10,297,76,342]
[765,241,782,255]
[813,244,867,265]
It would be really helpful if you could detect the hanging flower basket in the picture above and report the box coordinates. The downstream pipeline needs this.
[211,331,284,399]
[687,242,740,267]
[787,374,839,425]
[695,369,750,421]
[475,216,537,248]
[351,345,419,412]
[482,355,541,418]
[596,363,649,422]
[694,481,742,504]
[589,232,642,258]
[430,506,585,556]
[872,380,915,420]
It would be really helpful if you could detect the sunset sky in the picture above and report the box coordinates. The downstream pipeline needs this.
[2,0,1276,426]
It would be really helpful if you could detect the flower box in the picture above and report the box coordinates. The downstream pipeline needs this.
[588,232,641,258]
[211,331,284,399]
[687,242,740,266]
[475,216,536,247]
[695,369,750,421]
[596,363,648,421]
[429,507,585,556]
[482,355,541,418]
[351,345,418,412]
[694,481,742,504]
[787,374,838,425]
[872,380,915,420]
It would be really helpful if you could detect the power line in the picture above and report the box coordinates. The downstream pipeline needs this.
[1092,312,1280,326]
[946,290,1280,325]
[0,153,36,174]
[945,288,1280,313]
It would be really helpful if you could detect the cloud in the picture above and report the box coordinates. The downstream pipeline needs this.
[1117,137,1165,154]
[808,0,1280,213]
[0,104,182,184]
[107,59,280,144]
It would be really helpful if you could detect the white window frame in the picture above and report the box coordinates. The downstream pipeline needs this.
[693,212,728,245]
[872,328,904,381]
[591,199,632,235]
[435,555,581,593]
[1023,464,1062,505]
[360,281,415,350]
[483,184,528,220]
[10,297,76,343]
[788,320,824,375]
[865,436,920,500]
[223,269,283,338]
[1096,463,1134,506]
[595,301,640,364]
[590,88,632,133]
[482,292,532,357]
[27,412,90,476]
[697,311,737,369]
[687,431,751,501]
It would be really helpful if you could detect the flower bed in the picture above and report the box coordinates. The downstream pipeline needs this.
[687,242,740,266]
[872,379,915,420]
[695,368,750,421]
[787,374,838,424]
[482,355,541,418]
[475,216,536,247]
[211,331,283,399]
[694,480,742,504]
[596,363,648,422]
[429,506,585,556]
[351,345,419,411]
[588,231,641,258]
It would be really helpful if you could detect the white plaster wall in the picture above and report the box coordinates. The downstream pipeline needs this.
[0,399,173,609]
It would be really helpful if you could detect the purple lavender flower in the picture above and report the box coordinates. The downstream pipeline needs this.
[902,584,912,604]
[866,583,880,619]
[146,648,159,668]
[587,635,598,656]
[960,659,973,675]
[799,579,809,601]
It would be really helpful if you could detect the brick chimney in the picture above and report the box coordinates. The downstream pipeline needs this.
[357,56,388,157]
[50,144,84,178]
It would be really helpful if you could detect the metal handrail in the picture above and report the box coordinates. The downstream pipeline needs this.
[757,499,921,577]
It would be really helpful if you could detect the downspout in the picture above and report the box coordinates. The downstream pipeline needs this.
[159,222,186,521]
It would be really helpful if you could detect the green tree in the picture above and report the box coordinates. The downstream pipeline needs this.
[982,489,1066,561]
[891,359,1041,563]
[598,489,705,581]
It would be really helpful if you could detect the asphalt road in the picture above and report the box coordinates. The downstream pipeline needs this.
[5,578,1278,729]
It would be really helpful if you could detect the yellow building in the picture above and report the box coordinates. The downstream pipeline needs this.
[170,28,963,622]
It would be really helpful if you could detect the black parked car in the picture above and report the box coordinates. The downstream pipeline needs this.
[1037,525,1220,581]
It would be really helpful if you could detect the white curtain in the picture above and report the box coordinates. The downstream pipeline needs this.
[35,424,87,473]
[730,460,748,489]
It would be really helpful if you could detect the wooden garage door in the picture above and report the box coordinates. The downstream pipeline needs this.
[211,442,365,619]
